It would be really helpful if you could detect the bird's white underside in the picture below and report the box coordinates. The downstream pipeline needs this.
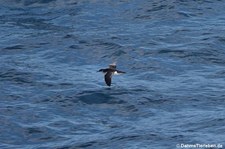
[102,71,121,75]
[113,71,119,75]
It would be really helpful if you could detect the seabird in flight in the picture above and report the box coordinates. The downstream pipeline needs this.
[98,63,125,86]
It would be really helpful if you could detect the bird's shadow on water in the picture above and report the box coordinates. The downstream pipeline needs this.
[35,85,132,107]
[75,87,129,105]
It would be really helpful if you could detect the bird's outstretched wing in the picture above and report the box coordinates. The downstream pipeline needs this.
[104,71,112,86]
[116,70,126,74]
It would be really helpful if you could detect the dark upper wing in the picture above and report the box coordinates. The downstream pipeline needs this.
[104,71,112,86]
[98,68,109,73]
[116,70,126,74]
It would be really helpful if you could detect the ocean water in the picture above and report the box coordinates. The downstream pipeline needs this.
[1,0,225,148]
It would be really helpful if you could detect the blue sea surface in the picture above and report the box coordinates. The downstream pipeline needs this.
[1,0,225,148]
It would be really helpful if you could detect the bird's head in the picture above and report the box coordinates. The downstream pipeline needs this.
[109,62,116,69]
